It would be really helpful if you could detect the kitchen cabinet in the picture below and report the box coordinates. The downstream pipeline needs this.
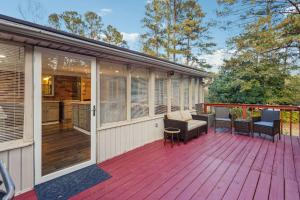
[42,101,59,123]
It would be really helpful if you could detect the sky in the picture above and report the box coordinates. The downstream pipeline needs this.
[0,0,242,71]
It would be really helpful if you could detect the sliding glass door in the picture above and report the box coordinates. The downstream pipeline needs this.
[34,47,96,184]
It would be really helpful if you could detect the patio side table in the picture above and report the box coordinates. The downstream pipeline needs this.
[164,127,180,147]
[234,119,252,137]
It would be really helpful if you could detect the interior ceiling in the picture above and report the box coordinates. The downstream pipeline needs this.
[0,31,201,76]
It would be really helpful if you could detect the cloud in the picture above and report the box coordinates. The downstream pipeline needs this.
[199,49,235,72]
[99,8,112,16]
[121,32,140,43]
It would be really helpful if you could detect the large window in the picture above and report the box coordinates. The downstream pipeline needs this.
[0,43,24,143]
[183,77,189,110]
[171,76,181,112]
[154,71,168,115]
[100,62,127,124]
[131,68,149,119]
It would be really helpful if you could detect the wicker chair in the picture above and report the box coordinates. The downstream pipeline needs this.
[252,110,280,142]
[214,107,233,134]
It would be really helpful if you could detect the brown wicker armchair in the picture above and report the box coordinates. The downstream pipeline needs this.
[252,110,280,142]
[214,107,233,134]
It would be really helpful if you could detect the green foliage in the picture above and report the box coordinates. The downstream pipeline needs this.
[103,25,128,48]
[209,0,300,105]
[208,53,297,105]
[141,0,215,67]
[48,11,127,48]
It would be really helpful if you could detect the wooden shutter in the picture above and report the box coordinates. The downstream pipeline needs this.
[0,43,24,142]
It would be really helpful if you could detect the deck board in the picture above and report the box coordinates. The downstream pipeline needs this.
[15,130,300,200]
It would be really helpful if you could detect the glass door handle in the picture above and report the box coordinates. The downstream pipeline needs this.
[92,105,96,116]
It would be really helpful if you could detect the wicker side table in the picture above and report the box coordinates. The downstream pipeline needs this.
[164,127,180,147]
[234,119,252,136]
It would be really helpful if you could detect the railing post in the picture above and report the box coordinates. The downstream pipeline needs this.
[290,111,292,136]
[242,105,247,119]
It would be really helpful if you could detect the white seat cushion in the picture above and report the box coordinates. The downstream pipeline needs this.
[167,111,183,121]
[181,110,192,121]
[187,120,207,131]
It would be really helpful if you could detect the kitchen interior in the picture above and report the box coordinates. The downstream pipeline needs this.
[41,54,92,176]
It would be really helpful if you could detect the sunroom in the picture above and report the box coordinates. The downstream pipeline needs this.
[0,15,207,195]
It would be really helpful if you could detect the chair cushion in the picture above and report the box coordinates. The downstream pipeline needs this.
[254,121,274,127]
[167,111,183,121]
[181,110,193,121]
[216,118,231,122]
[187,120,207,131]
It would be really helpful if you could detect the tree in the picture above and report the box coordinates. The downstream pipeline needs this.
[141,0,215,65]
[208,52,294,105]
[141,0,165,57]
[48,11,128,47]
[180,0,215,65]
[217,0,300,60]
[84,12,103,40]
[103,25,128,48]
[208,0,300,105]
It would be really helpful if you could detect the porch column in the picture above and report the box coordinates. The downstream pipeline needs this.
[149,70,155,117]
[23,46,34,143]
[127,65,132,121]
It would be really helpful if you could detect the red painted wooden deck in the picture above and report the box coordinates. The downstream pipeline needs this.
[16,129,300,200]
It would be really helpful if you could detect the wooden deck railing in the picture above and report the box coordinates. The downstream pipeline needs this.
[203,103,300,137]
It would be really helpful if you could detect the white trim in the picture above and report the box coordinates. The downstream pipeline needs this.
[99,115,164,131]
[34,47,97,184]
[0,139,32,152]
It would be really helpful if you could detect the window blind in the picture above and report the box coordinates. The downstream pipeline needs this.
[171,76,180,112]
[191,78,195,109]
[131,68,149,119]
[100,62,127,124]
[154,72,167,115]
[183,77,189,110]
[0,43,24,143]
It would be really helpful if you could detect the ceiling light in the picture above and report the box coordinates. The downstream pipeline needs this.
[115,70,119,73]
[0,54,6,58]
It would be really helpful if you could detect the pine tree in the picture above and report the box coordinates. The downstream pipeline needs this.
[103,25,128,48]
[141,0,215,65]
[141,0,165,57]
[180,0,215,65]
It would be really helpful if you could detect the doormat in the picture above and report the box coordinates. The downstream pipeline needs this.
[35,164,111,200]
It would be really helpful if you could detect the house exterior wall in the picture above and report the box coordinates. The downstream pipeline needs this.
[97,117,164,162]
[0,41,206,194]
[0,144,34,194]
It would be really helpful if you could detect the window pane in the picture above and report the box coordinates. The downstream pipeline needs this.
[192,79,195,109]
[131,68,149,119]
[0,43,24,143]
[183,77,189,110]
[154,72,167,115]
[100,62,127,124]
[171,76,180,112]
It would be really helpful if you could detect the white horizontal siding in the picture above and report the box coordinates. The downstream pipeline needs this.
[0,144,34,194]
[97,117,164,162]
